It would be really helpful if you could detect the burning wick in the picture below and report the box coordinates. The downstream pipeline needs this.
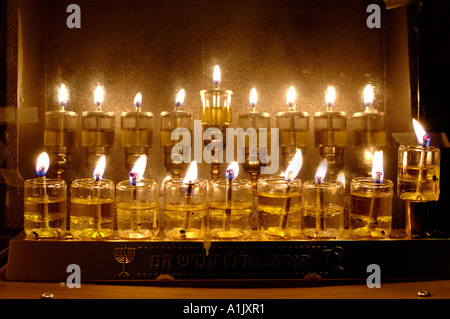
[134,93,142,111]
[224,161,239,232]
[94,85,103,111]
[129,155,147,232]
[182,161,198,237]
[92,155,106,238]
[279,150,303,232]
[213,65,221,88]
[314,159,327,236]
[59,84,68,111]
[412,119,430,198]
[368,151,384,231]
[36,152,50,231]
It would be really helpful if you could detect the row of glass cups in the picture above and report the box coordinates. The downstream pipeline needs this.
[24,174,396,240]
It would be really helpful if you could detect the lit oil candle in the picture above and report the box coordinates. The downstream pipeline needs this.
[350,151,393,238]
[116,155,159,239]
[398,119,440,238]
[70,155,115,239]
[303,159,345,238]
[24,152,67,239]
[163,161,208,239]
[257,149,303,239]
[209,161,253,239]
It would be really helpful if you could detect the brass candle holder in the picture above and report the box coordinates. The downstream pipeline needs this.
[160,89,193,178]
[313,86,347,181]
[121,93,154,171]
[200,65,233,180]
[237,88,270,191]
[44,84,78,179]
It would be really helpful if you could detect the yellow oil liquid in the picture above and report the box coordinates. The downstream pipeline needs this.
[257,192,302,239]
[397,165,440,201]
[116,202,159,239]
[70,197,115,239]
[209,202,252,239]
[314,129,347,148]
[349,191,392,238]
[279,129,309,148]
[121,128,153,148]
[44,129,78,150]
[352,129,386,147]
[81,129,115,148]
[164,203,207,239]
[24,197,67,238]
[200,106,232,126]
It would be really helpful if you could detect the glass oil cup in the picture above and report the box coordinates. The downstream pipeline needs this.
[397,145,440,202]
[209,178,253,239]
[257,176,302,239]
[163,178,208,239]
[350,177,393,238]
[302,180,344,239]
[116,179,159,239]
[24,178,67,239]
[70,178,115,239]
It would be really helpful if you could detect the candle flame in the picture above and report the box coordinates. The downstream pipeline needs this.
[59,84,68,107]
[337,171,345,187]
[314,159,327,184]
[412,118,430,147]
[213,65,221,86]
[284,149,303,181]
[286,86,296,107]
[225,161,239,181]
[249,88,257,108]
[183,160,198,184]
[363,84,374,106]
[134,93,142,108]
[36,152,50,177]
[326,86,335,107]
[94,85,104,107]
[93,155,106,181]
[175,89,185,107]
[129,155,147,185]
[371,150,384,183]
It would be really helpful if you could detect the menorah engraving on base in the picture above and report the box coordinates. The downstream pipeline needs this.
[114,247,136,277]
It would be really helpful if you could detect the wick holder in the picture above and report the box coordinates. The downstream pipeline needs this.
[209,178,253,239]
[302,180,344,239]
[70,178,115,239]
[24,178,67,239]
[163,178,208,239]
[116,179,159,239]
[350,177,393,238]
[257,176,302,239]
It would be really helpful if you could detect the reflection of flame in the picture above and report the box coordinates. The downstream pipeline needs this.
[129,155,147,185]
[286,86,296,107]
[326,86,335,106]
[249,88,257,108]
[134,93,142,107]
[371,151,384,183]
[364,149,374,164]
[59,84,68,107]
[93,155,106,181]
[337,171,345,187]
[412,118,430,147]
[314,159,327,184]
[36,152,50,177]
[363,84,374,106]
[94,85,104,107]
[225,161,239,180]
[161,174,172,192]
[284,149,302,181]
[183,160,197,184]
[175,89,185,107]
[213,65,221,86]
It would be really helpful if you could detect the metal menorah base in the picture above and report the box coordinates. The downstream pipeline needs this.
[5,231,450,285]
